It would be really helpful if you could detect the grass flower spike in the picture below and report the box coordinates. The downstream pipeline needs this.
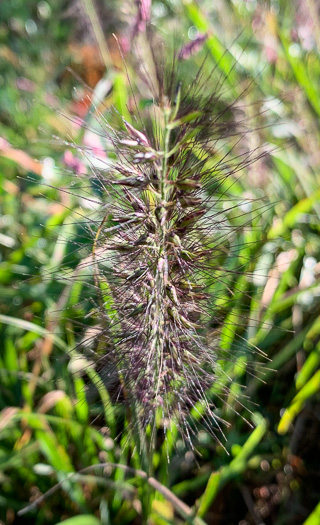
[85,54,266,449]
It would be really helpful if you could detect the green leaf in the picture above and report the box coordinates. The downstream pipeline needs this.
[36,430,73,472]
[0,314,68,351]
[280,33,320,116]
[73,376,89,423]
[113,72,131,122]
[268,189,320,239]
[278,369,320,434]
[302,501,320,525]
[86,368,116,436]
[197,415,267,517]
[182,0,237,88]
[167,111,202,129]
[296,342,320,391]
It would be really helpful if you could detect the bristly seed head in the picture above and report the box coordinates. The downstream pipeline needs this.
[72,48,268,450]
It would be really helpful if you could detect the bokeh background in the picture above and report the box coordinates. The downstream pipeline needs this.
[1,1,320,524]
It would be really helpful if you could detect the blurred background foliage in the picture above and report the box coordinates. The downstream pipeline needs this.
[1,0,320,524]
